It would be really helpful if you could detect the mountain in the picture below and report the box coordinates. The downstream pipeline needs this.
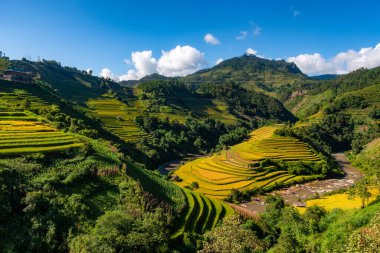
[181,54,309,90]
[311,74,339,80]
[120,73,171,86]
[0,55,379,253]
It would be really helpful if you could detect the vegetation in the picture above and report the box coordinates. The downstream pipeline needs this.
[174,125,331,199]
[182,54,308,89]
[1,54,380,252]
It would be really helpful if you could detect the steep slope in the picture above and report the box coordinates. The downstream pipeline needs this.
[288,66,380,122]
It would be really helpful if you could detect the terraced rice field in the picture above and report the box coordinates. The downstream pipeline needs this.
[166,97,237,125]
[172,188,234,239]
[0,111,82,154]
[0,89,50,110]
[174,125,320,199]
[87,97,150,142]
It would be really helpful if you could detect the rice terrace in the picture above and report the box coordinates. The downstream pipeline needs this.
[0,111,83,154]
[174,125,323,199]
[1,1,380,252]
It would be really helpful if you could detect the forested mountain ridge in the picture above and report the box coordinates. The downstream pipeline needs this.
[181,54,310,91]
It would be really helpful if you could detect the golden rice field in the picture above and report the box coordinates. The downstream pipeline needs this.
[87,97,151,142]
[172,188,234,239]
[0,90,50,110]
[297,189,379,214]
[0,111,83,154]
[174,125,320,199]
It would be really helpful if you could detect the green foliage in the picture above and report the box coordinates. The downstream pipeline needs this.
[0,139,138,252]
[369,106,380,119]
[325,95,369,113]
[182,54,307,89]
[346,212,380,252]
[135,114,235,166]
[69,209,170,253]
[225,189,250,203]
[0,55,9,73]
[126,161,186,213]
[217,127,249,148]
[189,181,199,190]
[199,82,296,122]
[199,215,265,253]
[138,79,194,97]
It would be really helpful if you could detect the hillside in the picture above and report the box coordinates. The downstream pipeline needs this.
[0,55,379,253]
[287,66,380,120]
[174,125,328,199]
[181,54,309,93]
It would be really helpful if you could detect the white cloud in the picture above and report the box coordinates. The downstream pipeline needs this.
[119,51,157,81]
[287,43,380,75]
[157,45,206,76]
[204,33,220,45]
[246,48,258,55]
[236,31,248,40]
[100,68,118,81]
[215,58,223,65]
[105,45,206,81]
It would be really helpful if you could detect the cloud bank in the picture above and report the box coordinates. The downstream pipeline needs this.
[287,43,380,75]
[101,45,206,81]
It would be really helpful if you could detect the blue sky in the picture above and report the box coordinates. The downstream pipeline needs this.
[1,0,380,77]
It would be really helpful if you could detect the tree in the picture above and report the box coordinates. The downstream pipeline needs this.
[259,194,285,243]
[349,179,372,208]
[69,209,169,253]
[303,205,327,233]
[199,215,264,253]
[346,212,380,252]
[273,207,308,253]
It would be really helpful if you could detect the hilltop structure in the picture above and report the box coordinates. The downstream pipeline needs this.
[1,69,33,82]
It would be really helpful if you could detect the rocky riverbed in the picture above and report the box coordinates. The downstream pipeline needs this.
[240,153,363,213]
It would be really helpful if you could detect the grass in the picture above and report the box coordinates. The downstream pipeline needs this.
[0,111,83,155]
[174,125,322,199]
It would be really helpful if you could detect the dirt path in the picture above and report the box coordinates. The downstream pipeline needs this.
[240,153,363,214]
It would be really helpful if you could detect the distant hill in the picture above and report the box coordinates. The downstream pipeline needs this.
[181,54,309,89]
[120,73,171,86]
[311,74,339,80]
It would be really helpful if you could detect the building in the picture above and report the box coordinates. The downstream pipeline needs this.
[1,69,34,83]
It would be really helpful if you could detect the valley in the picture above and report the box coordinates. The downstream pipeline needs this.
[0,53,379,253]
